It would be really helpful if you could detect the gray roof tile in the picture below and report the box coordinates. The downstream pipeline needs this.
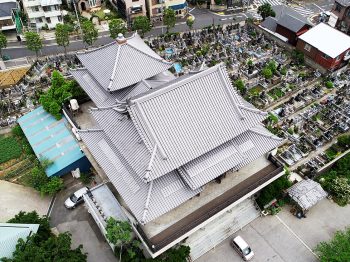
[76,33,173,91]
[79,129,201,224]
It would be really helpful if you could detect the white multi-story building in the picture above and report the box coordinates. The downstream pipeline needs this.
[22,0,63,30]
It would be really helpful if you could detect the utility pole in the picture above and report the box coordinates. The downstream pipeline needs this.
[72,0,83,39]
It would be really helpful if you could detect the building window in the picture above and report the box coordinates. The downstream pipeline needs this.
[31,6,40,12]
[46,17,51,23]
[36,18,43,23]
[322,53,331,60]
[132,0,138,2]
[54,5,60,10]
[304,43,311,52]
[43,6,51,11]
[58,15,62,22]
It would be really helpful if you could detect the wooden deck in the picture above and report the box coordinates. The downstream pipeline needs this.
[147,162,283,252]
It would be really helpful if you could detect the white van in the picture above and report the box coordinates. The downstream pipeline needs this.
[231,235,254,261]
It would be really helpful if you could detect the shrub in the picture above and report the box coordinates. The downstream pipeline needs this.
[329,177,350,206]
[256,175,292,208]
[325,81,333,89]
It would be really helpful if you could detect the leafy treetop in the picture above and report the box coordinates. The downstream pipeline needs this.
[132,16,152,37]
[24,32,43,59]
[109,18,127,39]
[257,3,276,20]
[81,20,98,46]
[163,8,176,33]
[55,24,70,55]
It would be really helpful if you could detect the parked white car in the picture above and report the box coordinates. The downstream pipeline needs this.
[64,187,89,209]
[231,235,254,261]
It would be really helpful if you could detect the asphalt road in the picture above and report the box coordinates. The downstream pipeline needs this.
[2,1,335,60]
[2,8,245,60]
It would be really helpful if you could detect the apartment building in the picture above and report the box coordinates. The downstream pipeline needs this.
[146,0,188,23]
[21,0,63,30]
[329,0,350,34]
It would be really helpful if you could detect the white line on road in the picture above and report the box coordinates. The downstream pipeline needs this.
[275,215,319,259]
[313,3,325,11]
[47,195,57,217]
[189,7,196,12]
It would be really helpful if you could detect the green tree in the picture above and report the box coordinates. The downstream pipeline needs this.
[39,70,85,120]
[2,232,87,262]
[55,23,70,55]
[7,211,52,244]
[24,32,42,59]
[257,3,276,20]
[234,79,246,94]
[186,16,195,31]
[0,31,7,58]
[109,18,127,39]
[315,227,350,262]
[81,20,98,46]
[145,245,191,262]
[267,60,277,74]
[262,67,273,79]
[291,50,305,66]
[132,16,152,37]
[105,217,133,262]
[163,8,176,33]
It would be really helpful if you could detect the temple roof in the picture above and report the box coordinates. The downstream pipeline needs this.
[76,33,173,91]
[79,129,201,224]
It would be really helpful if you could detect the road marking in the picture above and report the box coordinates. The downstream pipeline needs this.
[189,7,196,12]
[220,18,228,21]
[275,215,319,259]
[313,3,325,11]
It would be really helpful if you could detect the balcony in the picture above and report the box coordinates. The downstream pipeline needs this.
[44,9,61,17]
[27,10,45,18]
[23,0,41,7]
[41,0,62,6]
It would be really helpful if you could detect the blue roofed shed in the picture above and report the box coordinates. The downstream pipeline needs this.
[18,106,91,177]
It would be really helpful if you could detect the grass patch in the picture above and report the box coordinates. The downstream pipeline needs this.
[0,136,22,164]
[249,85,263,96]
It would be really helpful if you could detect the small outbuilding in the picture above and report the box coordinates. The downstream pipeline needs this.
[287,179,328,211]
[18,106,91,177]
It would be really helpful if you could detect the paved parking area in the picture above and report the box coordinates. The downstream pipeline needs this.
[50,175,115,262]
[197,198,350,262]
[0,180,51,222]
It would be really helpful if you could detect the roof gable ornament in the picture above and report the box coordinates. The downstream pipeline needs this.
[116,33,127,45]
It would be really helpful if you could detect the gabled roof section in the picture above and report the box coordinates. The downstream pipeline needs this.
[76,33,173,91]
[78,129,201,224]
[277,14,309,33]
[0,223,39,259]
[128,64,267,180]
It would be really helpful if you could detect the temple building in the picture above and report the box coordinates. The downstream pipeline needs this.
[70,33,284,260]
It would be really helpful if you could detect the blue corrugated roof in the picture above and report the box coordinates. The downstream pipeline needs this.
[18,106,85,177]
[169,1,188,10]
[0,223,39,259]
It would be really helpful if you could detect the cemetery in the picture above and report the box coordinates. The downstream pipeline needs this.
[1,21,350,188]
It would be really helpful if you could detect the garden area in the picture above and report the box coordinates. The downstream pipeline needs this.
[0,125,64,196]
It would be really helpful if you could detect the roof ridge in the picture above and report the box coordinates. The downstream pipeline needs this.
[144,144,158,182]
[129,63,224,104]
[141,180,154,224]
[124,40,173,65]
[239,105,267,116]
[107,44,122,91]
[78,128,104,133]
